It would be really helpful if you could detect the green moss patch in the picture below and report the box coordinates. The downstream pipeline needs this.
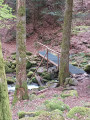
[67,106,90,120]
[60,90,78,98]
[44,98,70,111]
[27,71,33,78]
[84,64,90,73]
[19,110,65,120]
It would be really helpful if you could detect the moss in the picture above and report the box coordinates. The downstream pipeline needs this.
[44,98,70,111]
[30,67,36,72]
[29,94,37,101]
[12,54,16,60]
[11,65,16,69]
[41,72,51,80]
[13,82,29,105]
[22,82,29,100]
[26,51,32,56]
[26,61,32,69]
[0,42,12,120]
[84,64,90,73]
[5,65,12,73]
[67,106,90,120]
[61,90,78,98]
[31,77,37,83]
[19,110,64,120]
[27,71,33,78]
[18,110,45,119]
[18,6,25,16]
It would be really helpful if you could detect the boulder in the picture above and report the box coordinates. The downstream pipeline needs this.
[84,64,90,73]
[46,80,59,88]
[19,110,65,120]
[26,61,32,69]
[69,78,78,86]
[37,67,47,74]
[27,71,33,78]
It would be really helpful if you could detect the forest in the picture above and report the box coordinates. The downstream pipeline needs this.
[0,0,90,120]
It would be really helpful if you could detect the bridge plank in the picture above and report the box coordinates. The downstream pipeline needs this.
[39,51,85,74]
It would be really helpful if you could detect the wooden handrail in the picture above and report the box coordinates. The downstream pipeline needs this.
[37,42,60,55]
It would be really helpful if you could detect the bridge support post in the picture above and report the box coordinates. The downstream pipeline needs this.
[47,49,48,71]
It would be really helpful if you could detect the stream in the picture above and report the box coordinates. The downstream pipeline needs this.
[8,83,39,91]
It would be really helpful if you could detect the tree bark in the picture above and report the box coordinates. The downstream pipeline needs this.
[0,40,12,120]
[13,0,29,103]
[58,0,73,85]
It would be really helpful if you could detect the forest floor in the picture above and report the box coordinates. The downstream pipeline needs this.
[5,20,90,119]
[1,3,90,119]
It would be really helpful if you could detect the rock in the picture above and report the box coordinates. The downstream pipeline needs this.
[19,110,65,120]
[6,77,15,84]
[46,80,59,88]
[41,72,51,80]
[48,66,58,73]
[71,62,78,66]
[26,51,32,56]
[65,86,77,90]
[30,67,36,72]
[84,64,90,73]
[5,65,12,73]
[26,61,32,69]
[27,71,33,78]
[69,78,78,86]
[37,67,47,74]
[31,61,37,66]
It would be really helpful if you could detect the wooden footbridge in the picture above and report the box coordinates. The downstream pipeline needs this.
[38,42,85,74]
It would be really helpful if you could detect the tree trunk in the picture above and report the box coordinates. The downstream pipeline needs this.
[13,0,29,104]
[58,0,73,85]
[0,40,12,120]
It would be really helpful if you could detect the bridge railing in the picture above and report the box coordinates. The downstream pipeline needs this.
[37,42,61,70]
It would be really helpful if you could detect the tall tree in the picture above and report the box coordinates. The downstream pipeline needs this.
[58,0,73,85]
[0,0,14,119]
[13,0,29,103]
[0,39,12,120]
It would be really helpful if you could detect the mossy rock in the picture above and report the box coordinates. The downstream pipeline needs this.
[27,71,33,78]
[67,106,90,120]
[30,67,36,72]
[5,65,13,73]
[44,98,70,111]
[60,90,78,98]
[26,61,32,69]
[71,62,78,66]
[31,77,37,83]
[19,110,65,120]
[37,67,47,74]
[18,111,44,119]
[11,65,16,69]
[41,72,51,80]
[5,61,12,68]
[30,61,37,67]
[6,77,15,84]
[11,54,16,60]
[84,64,90,73]
[12,60,16,66]
[26,51,32,56]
